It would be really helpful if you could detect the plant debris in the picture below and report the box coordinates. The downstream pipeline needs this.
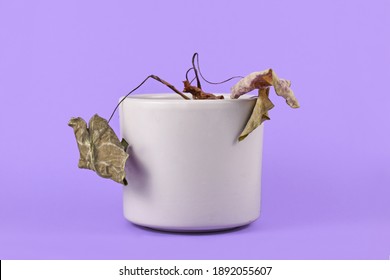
[238,88,275,141]
[183,80,224,99]
[231,69,299,141]
[68,114,129,185]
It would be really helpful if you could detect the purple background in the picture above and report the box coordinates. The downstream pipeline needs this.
[0,0,389,259]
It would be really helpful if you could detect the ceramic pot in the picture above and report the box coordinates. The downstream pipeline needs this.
[119,93,263,231]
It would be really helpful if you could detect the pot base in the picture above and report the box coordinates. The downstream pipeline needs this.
[128,219,258,233]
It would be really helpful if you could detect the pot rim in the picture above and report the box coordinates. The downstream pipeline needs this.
[120,93,257,104]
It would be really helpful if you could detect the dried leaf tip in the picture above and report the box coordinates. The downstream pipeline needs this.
[238,88,275,141]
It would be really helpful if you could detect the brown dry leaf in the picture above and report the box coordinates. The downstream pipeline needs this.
[231,69,299,141]
[68,114,129,185]
[239,88,275,141]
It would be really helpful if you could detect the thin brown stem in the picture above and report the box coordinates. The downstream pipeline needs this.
[108,75,189,123]
[150,75,189,100]
[195,53,244,84]
[192,53,202,89]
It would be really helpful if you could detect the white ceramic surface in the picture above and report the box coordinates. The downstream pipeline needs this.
[119,93,264,231]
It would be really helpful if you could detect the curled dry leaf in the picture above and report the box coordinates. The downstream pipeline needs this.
[238,88,275,141]
[231,69,300,141]
[231,69,299,108]
[231,69,274,98]
[183,80,224,99]
[68,114,129,185]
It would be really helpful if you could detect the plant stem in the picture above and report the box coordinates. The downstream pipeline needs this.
[108,75,189,123]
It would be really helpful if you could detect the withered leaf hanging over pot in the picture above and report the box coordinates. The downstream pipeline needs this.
[231,69,300,141]
[68,114,129,185]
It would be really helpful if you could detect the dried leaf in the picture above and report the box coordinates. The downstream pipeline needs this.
[231,69,299,108]
[231,69,300,141]
[239,88,274,141]
[272,74,299,108]
[183,81,224,99]
[68,114,129,185]
[231,70,273,98]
